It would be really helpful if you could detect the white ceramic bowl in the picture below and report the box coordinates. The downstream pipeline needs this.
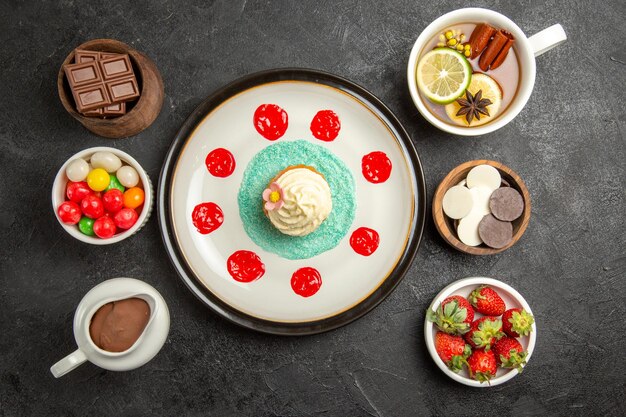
[52,146,153,245]
[424,277,537,387]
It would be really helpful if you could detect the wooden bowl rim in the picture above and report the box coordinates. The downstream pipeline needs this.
[57,38,147,125]
[432,159,531,255]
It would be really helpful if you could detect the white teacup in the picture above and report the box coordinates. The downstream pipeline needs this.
[50,278,170,378]
[407,8,567,136]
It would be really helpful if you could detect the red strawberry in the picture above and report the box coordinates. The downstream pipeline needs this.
[467,349,497,383]
[427,295,475,335]
[468,285,506,316]
[434,331,471,372]
[464,317,504,350]
[502,308,535,338]
[492,337,527,372]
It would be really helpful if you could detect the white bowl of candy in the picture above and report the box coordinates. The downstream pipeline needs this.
[52,147,153,244]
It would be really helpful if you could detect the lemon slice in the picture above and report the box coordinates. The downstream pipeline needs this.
[416,48,472,104]
[445,73,502,127]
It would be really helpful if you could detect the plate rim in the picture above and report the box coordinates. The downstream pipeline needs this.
[157,68,426,335]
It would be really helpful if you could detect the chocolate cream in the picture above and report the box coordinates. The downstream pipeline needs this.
[89,297,150,352]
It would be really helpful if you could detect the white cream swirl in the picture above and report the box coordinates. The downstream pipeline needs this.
[267,167,332,237]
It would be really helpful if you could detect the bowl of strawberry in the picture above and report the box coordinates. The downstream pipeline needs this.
[425,277,536,387]
[52,147,153,244]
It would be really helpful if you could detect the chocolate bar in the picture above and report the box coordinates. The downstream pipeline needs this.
[64,53,139,113]
[74,50,128,118]
[75,49,119,63]
[82,102,126,118]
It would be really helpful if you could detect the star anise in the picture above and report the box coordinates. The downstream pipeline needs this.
[456,89,492,125]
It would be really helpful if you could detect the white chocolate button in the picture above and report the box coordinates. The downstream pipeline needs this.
[116,165,139,188]
[457,212,485,246]
[466,165,501,191]
[91,152,122,173]
[66,158,89,182]
[457,179,466,187]
[470,186,493,216]
[442,185,474,219]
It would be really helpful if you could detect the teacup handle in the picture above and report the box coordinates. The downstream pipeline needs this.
[50,349,88,378]
[528,24,567,57]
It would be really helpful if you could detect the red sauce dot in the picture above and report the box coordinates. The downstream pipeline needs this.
[227,250,265,283]
[253,104,288,141]
[310,110,341,142]
[350,227,380,256]
[361,151,392,184]
[205,148,235,178]
[291,267,322,297]
[191,202,224,234]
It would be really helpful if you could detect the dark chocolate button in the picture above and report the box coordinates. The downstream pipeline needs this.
[478,214,513,249]
[489,187,524,221]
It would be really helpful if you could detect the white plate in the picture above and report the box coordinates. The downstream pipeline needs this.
[424,277,537,387]
[159,69,426,334]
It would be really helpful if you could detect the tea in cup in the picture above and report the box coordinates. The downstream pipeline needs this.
[407,8,566,136]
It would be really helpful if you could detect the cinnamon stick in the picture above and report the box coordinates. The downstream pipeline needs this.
[479,30,509,71]
[468,23,497,59]
[489,32,515,69]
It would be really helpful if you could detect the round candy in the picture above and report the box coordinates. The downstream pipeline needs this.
[93,216,116,238]
[478,214,513,249]
[466,165,501,191]
[57,201,81,225]
[87,168,110,192]
[90,151,122,173]
[102,189,124,213]
[123,187,145,209]
[66,158,89,182]
[457,212,484,247]
[80,195,105,219]
[105,175,125,193]
[469,186,493,216]
[114,208,139,230]
[78,216,95,236]
[66,181,92,203]
[489,187,524,221]
[116,165,139,188]
[442,185,473,219]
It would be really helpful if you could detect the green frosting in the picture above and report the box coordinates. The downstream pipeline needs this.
[237,140,356,260]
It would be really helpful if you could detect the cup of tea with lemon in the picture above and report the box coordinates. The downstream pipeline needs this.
[407,8,566,136]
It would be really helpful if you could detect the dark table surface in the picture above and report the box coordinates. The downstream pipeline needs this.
[1,0,625,416]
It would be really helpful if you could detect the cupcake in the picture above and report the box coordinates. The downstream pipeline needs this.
[262,165,332,237]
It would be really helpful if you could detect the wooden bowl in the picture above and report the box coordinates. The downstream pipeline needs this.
[57,39,164,138]
[432,160,531,255]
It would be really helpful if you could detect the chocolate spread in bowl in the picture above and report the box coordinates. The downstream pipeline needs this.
[89,297,150,352]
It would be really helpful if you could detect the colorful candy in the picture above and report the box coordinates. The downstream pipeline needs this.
[102,189,124,213]
[105,175,125,193]
[78,216,95,236]
[87,168,110,192]
[58,201,81,225]
[116,165,139,188]
[123,187,145,209]
[80,195,105,219]
[90,151,122,173]
[114,208,139,229]
[66,181,92,203]
[57,153,145,239]
[93,216,117,238]
[66,158,89,182]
